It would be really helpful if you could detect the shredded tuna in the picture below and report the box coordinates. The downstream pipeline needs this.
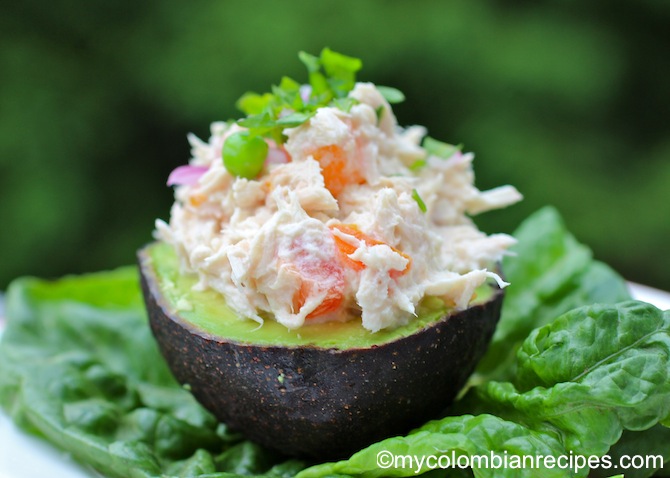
[156,83,522,332]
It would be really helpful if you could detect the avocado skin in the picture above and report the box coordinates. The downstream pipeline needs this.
[138,246,503,459]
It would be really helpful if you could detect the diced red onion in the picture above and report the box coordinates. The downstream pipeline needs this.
[263,139,290,165]
[300,84,312,103]
[265,146,290,165]
[167,165,209,186]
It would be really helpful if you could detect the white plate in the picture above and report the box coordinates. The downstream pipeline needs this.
[0,285,668,478]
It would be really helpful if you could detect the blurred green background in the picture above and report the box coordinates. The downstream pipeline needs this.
[1,0,669,291]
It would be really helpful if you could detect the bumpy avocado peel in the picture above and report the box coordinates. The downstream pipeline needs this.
[138,242,504,459]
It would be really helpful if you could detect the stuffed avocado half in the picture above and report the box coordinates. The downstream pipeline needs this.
[141,49,520,459]
[139,241,504,458]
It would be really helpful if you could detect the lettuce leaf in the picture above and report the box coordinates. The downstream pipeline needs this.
[591,425,670,478]
[0,207,668,478]
[474,206,631,383]
[0,269,300,477]
[298,303,670,478]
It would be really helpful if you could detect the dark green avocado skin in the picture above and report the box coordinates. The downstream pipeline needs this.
[138,246,504,459]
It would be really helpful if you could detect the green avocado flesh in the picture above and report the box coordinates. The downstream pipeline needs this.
[146,241,494,349]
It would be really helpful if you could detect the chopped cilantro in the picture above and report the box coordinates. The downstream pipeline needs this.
[275,111,315,126]
[412,188,427,213]
[298,50,321,74]
[376,85,405,104]
[409,159,427,172]
[332,97,358,113]
[423,136,463,159]
[375,105,385,124]
[233,49,363,144]
[236,92,273,116]
[225,49,409,178]
[320,48,362,81]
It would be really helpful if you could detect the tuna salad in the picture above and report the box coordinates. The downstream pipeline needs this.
[155,49,522,332]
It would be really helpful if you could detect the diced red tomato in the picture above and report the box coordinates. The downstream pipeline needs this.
[310,145,365,196]
[292,261,345,319]
[285,241,345,320]
[329,224,411,278]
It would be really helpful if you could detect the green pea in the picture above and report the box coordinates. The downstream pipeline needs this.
[222,131,268,179]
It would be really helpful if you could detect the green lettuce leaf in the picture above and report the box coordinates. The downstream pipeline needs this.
[298,414,570,478]
[0,269,299,478]
[478,303,670,451]
[589,425,670,478]
[1,207,667,478]
[298,302,670,478]
[474,206,631,383]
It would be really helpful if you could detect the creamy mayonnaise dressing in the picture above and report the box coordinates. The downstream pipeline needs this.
[156,83,522,332]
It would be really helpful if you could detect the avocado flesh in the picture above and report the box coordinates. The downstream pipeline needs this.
[139,241,504,459]
[146,241,494,349]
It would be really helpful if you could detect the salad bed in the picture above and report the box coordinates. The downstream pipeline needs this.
[0,207,669,477]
